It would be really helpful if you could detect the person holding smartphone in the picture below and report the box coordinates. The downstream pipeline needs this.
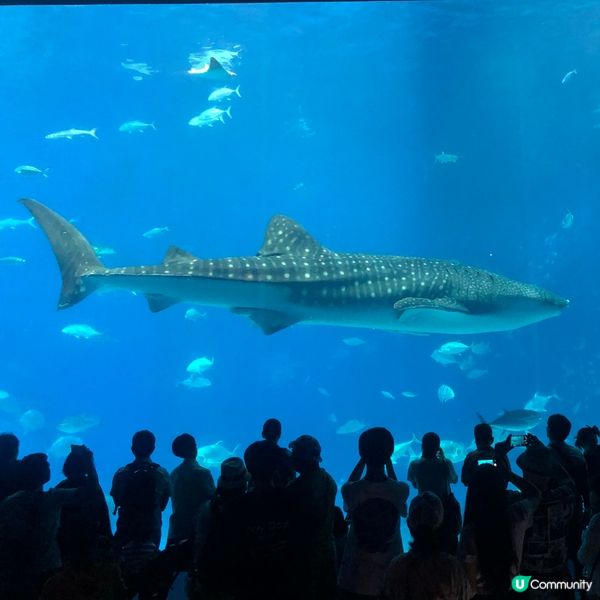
[407,432,460,555]
[459,434,541,598]
[461,424,511,488]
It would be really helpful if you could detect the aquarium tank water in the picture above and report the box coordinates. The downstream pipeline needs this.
[0,0,595,546]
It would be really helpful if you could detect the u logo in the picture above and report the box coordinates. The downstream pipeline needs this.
[512,575,532,592]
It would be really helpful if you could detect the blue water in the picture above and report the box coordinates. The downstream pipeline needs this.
[0,1,597,542]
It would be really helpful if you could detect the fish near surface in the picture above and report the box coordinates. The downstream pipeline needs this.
[20,198,568,336]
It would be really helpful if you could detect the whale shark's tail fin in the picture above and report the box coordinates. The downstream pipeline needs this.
[20,198,104,309]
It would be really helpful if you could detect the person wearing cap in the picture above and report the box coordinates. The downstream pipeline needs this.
[191,456,249,599]
[168,433,215,545]
[384,492,469,600]
[338,427,410,599]
[287,434,337,600]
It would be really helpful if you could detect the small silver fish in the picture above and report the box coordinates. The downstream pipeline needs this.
[45,128,98,140]
[466,369,488,379]
[61,324,102,339]
[14,165,49,177]
[118,120,156,133]
[58,414,100,434]
[336,419,367,434]
[438,384,455,403]
[188,106,232,128]
[93,246,116,257]
[142,226,169,239]
[343,337,365,346]
[435,151,459,164]
[0,217,36,231]
[121,60,156,76]
[184,308,207,321]
[208,85,241,102]
[0,256,26,264]
[48,435,83,460]
[561,211,574,229]
[19,409,45,433]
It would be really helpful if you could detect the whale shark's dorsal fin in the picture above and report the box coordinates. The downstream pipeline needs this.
[163,246,198,264]
[258,215,329,257]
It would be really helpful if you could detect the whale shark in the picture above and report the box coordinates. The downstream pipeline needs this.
[20,198,568,335]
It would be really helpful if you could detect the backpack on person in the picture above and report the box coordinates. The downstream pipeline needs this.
[117,462,159,518]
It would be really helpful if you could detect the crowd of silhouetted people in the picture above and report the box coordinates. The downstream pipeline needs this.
[1,413,599,600]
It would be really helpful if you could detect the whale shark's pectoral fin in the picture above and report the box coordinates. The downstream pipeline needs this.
[231,307,300,335]
[145,293,179,312]
[393,297,470,316]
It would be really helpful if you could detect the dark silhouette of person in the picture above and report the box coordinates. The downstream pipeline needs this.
[137,434,217,598]
[261,417,295,487]
[40,526,126,600]
[333,506,348,575]
[241,440,298,600]
[0,431,20,503]
[262,418,282,443]
[575,425,600,516]
[287,434,337,600]
[546,414,588,578]
[168,433,215,545]
[459,436,540,599]
[517,438,576,599]
[338,427,410,599]
[192,456,250,599]
[55,444,112,564]
[578,475,600,598]
[384,492,469,600]
[0,453,78,599]
[461,423,510,487]
[110,430,171,549]
[407,432,460,554]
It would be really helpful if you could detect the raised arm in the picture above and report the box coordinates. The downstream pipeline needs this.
[348,458,366,482]
[494,435,541,500]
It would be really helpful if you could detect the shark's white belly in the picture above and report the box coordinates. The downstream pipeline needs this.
[302,305,549,334]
